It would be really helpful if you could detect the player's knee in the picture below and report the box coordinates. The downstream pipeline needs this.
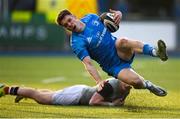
[131,78,144,89]
[36,97,51,105]
[120,37,128,43]
[118,37,129,47]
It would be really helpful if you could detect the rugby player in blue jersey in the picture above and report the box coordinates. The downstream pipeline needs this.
[56,9,168,97]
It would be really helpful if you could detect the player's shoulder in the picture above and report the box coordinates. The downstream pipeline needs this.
[70,32,87,47]
[81,13,99,22]
[70,33,80,44]
[71,32,84,40]
[106,78,119,87]
[106,78,119,83]
[85,13,99,18]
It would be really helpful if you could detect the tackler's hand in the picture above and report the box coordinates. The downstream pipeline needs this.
[97,80,108,91]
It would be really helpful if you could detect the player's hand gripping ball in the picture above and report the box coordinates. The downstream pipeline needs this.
[100,12,119,32]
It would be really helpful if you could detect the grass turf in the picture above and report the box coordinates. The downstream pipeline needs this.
[0,56,180,118]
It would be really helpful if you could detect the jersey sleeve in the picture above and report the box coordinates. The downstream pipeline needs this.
[70,34,89,61]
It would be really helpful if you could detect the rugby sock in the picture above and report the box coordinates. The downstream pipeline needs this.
[143,44,157,57]
[143,80,153,89]
[142,80,148,89]
[4,86,9,94]
[9,87,19,95]
[152,49,158,56]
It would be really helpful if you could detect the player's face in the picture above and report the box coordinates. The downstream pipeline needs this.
[61,15,81,32]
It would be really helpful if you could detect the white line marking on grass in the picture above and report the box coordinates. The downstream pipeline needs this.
[42,77,66,84]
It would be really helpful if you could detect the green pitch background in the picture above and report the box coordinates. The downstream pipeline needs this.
[0,56,180,118]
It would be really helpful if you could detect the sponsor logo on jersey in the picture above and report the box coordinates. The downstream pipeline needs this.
[96,31,101,38]
[87,37,92,44]
[96,28,107,47]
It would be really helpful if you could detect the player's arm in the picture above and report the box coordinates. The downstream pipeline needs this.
[71,35,102,84]
[89,94,124,106]
[112,98,125,106]
[82,56,103,84]
[71,35,105,85]
[89,92,124,106]
[89,92,115,106]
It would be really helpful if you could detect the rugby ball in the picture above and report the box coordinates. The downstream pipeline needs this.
[100,12,119,32]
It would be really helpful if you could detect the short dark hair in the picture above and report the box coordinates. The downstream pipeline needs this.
[97,82,113,98]
[56,9,72,26]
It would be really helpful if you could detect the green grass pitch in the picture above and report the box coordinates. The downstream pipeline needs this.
[0,56,180,118]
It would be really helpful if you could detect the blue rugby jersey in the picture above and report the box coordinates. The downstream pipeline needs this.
[70,14,120,70]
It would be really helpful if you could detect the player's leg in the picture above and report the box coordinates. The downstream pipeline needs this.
[0,84,54,104]
[15,89,53,103]
[115,37,168,61]
[17,87,54,104]
[117,68,167,96]
[38,89,53,92]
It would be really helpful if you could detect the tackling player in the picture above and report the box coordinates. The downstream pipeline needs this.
[0,78,131,106]
[56,9,168,97]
